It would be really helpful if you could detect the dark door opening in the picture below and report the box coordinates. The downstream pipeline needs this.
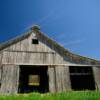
[69,66,95,90]
[18,66,49,93]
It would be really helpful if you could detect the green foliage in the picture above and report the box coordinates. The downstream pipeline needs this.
[0,91,100,100]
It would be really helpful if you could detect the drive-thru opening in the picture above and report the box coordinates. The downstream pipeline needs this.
[69,66,95,90]
[18,65,49,93]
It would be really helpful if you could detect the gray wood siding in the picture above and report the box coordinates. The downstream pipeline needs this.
[4,33,54,52]
[55,66,71,92]
[0,30,100,94]
[93,67,100,90]
[2,51,55,65]
[48,66,71,93]
[0,52,2,83]
[0,64,19,94]
[48,66,56,93]
[1,33,68,65]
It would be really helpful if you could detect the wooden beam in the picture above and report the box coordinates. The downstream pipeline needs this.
[4,50,55,54]
[1,63,100,67]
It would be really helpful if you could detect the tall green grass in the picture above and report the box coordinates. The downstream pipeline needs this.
[0,91,100,100]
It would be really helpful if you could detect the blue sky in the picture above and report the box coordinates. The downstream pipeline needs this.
[0,0,100,60]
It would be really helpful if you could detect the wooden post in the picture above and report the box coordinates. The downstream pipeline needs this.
[55,66,63,92]
[62,66,71,91]
[0,64,20,94]
[55,66,71,92]
[0,65,2,86]
[93,66,100,90]
[0,53,2,83]
[48,66,56,93]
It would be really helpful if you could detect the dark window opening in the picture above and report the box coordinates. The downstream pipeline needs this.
[69,66,95,90]
[28,75,40,86]
[32,39,39,44]
[18,66,49,93]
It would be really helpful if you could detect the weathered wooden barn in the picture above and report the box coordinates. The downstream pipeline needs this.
[0,25,100,94]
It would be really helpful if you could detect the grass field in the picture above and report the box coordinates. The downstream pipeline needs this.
[0,91,100,100]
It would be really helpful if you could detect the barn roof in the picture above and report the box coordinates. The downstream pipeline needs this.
[0,25,100,65]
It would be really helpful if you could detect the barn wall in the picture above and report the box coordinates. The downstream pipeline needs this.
[0,52,2,84]
[0,32,100,94]
[0,33,71,94]
[0,32,100,66]
[2,51,55,65]
[0,66,1,80]
[3,33,54,52]
[93,66,100,90]
[48,66,56,92]
[48,66,71,93]
[1,33,70,65]
[55,66,71,92]
[1,51,66,65]
[0,25,100,95]
[0,64,19,94]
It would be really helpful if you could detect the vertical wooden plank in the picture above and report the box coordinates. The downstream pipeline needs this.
[55,66,71,92]
[48,66,56,93]
[93,66,100,90]
[55,66,63,92]
[0,64,20,94]
[16,65,20,93]
[0,52,3,84]
[15,41,21,51]
[0,65,2,86]
[62,66,71,91]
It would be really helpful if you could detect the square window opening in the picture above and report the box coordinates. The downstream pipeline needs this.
[28,75,40,86]
[32,39,39,44]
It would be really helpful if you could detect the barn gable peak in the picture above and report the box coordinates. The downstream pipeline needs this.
[0,25,100,65]
[31,25,41,31]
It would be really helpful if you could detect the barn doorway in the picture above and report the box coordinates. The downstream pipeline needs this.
[69,66,95,90]
[18,66,49,93]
